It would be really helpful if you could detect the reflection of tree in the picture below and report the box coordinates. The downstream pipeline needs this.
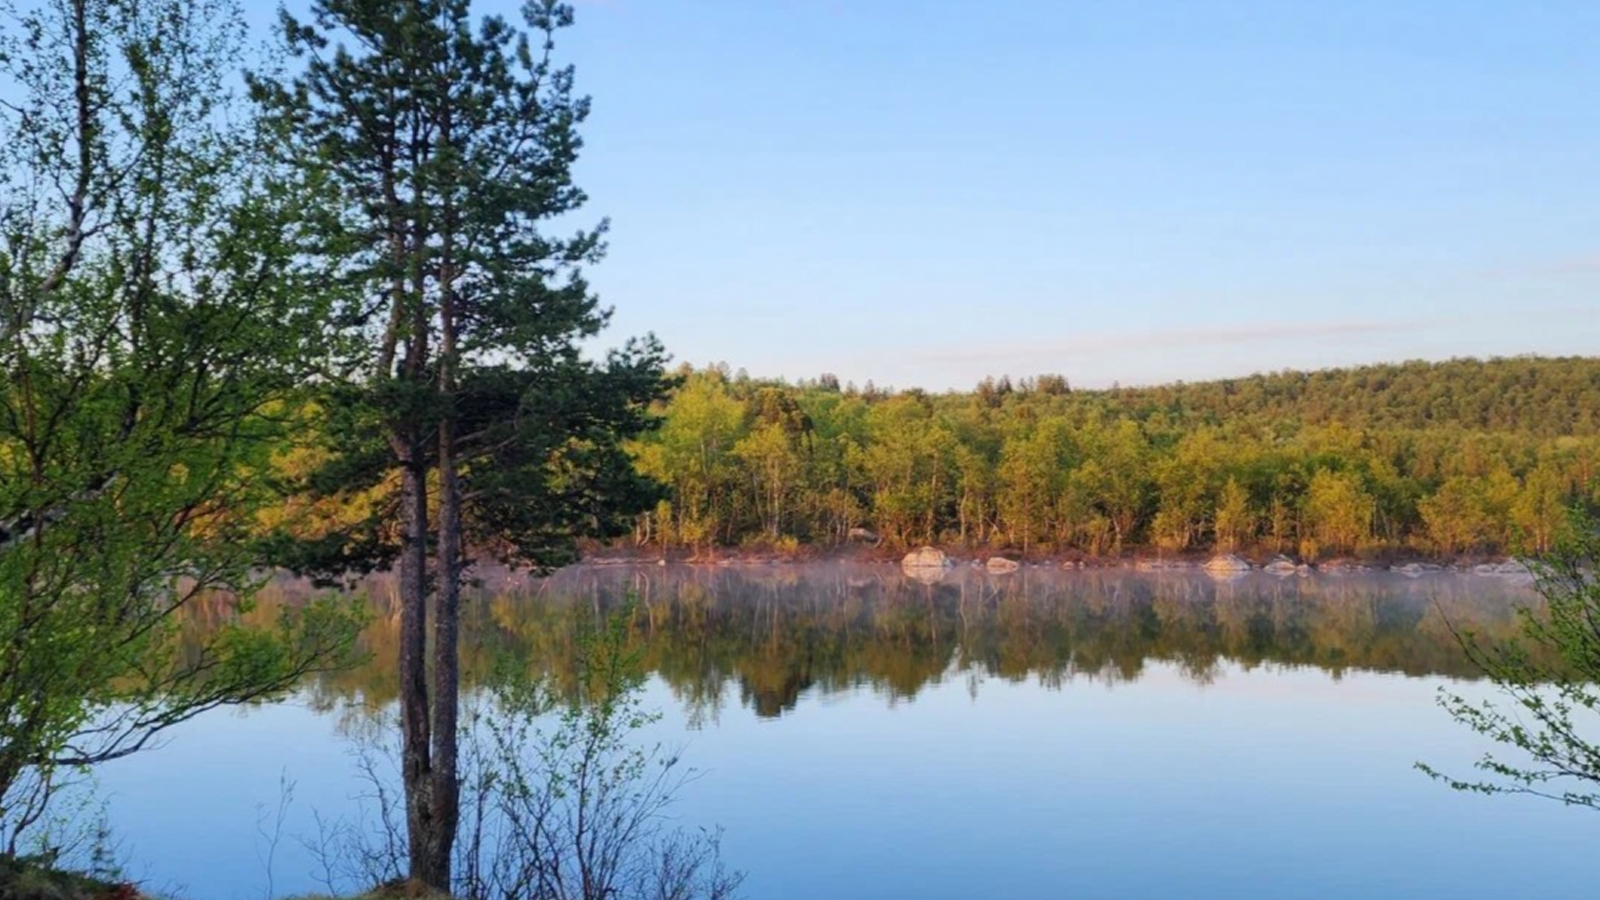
[189,567,1536,722]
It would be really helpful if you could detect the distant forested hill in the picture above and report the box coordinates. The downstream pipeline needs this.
[1094,357,1600,437]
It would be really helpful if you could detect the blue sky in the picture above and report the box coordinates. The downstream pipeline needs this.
[285,1,1600,389]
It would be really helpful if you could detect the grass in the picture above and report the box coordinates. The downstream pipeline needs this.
[0,854,138,900]
[0,857,461,900]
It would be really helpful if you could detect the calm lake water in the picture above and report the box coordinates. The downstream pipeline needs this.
[96,564,1594,900]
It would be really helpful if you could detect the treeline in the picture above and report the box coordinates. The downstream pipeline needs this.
[627,356,1600,559]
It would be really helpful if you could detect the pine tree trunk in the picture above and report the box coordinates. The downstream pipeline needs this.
[429,240,463,890]
[397,451,444,888]
[428,426,461,890]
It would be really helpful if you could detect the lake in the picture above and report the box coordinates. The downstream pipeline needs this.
[96,564,1594,900]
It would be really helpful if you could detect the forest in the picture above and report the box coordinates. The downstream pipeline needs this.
[617,356,1600,560]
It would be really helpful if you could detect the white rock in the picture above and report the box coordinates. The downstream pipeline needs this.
[1204,554,1252,573]
[1263,555,1297,575]
[901,546,952,569]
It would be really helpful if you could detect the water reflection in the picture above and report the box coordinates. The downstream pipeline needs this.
[190,564,1534,723]
[128,566,1591,900]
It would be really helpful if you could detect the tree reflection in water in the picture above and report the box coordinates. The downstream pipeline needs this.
[180,565,1535,727]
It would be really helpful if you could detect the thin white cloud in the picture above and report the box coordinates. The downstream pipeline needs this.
[1548,256,1600,274]
[905,316,1440,366]
[1479,253,1600,280]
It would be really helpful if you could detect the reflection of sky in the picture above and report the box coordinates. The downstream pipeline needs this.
[98,663,1591,900]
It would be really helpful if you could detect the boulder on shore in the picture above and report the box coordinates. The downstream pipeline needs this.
[986,557,1021,574]
[1262,555,1297,575]
[1204,553,1252,573]
[902,546,952,569]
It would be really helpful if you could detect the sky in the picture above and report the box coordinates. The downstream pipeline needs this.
[281,1,1600,390]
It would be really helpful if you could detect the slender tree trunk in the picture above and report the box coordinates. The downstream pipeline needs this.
[428,430,461,888]
[397,451,440,887]
[429,218,463,889]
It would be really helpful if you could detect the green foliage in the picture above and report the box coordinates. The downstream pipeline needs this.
[627,360,1600,556]
[631,373,747,551]
[0,852,129,900]
[1419,476,1496,554]
[1301,469,1375,560]
[1213,477,1256,552]
[1420,514,1600,807]
[253,0,669,578]
[0,0,365,838]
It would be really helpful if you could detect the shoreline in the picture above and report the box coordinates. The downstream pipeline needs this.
[573,543,1535,579]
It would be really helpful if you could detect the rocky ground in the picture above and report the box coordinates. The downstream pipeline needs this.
[575,539,1533,578]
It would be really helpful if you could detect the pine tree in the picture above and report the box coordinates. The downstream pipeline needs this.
[254,0,665,886]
